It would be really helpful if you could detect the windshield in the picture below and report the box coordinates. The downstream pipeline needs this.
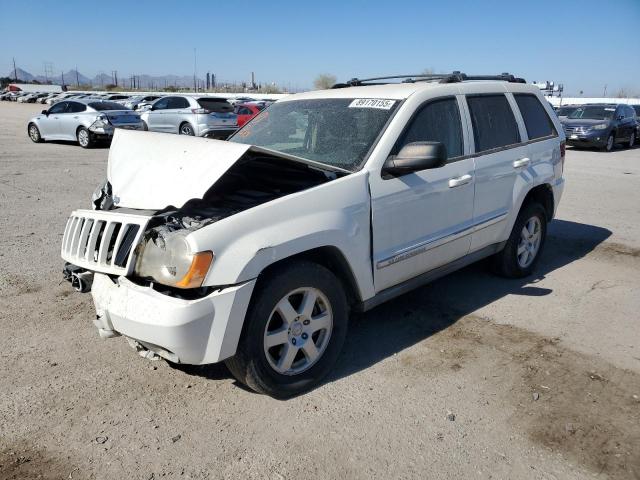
[229,98,398,171]
[557,106,577,116]
[568,106,615,120]
[89,101,128,111]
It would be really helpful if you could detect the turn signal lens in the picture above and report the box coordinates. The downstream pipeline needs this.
[175,251,214,289]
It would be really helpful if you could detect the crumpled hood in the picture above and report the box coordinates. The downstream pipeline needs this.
[108,129,252,210]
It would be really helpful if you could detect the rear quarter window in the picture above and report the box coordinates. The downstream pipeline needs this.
[467,94,520,152]
[514,94,557,140]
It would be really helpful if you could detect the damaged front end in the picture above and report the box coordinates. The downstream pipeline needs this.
[62,130,343,294]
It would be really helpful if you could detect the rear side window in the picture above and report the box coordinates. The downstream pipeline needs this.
[467,94,520,152]
[514,94,556,140]
[88,102,126,111]
[395,97,463,159]
[198,98,233,113]
[67,102,87,113]
[168,97,190,109]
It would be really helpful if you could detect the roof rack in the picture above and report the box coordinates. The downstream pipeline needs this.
[331,71,526,88]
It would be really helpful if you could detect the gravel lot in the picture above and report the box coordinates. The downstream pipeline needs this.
[1,102,639,480]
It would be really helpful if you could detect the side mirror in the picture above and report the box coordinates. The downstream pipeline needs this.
[617,115,624,121]
[382,141,447,177]
[41,109,48,115]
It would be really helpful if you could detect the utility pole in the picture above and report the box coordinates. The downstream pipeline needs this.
[193,48,197,92]
[12,57,18,82]
[75,66,79,86]
[61,71,65,87]
[603,84,607,97]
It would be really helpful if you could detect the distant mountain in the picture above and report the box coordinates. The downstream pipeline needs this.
[7,67,209,88]
[4,67,35,82]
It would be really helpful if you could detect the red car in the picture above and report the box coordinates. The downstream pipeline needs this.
[234,103,265,128]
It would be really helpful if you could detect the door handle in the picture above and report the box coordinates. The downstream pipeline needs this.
[448,174,472,188]
[73,116,79,119]
[513,157,531,168]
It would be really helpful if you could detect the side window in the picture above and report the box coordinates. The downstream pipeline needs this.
[467,94,520,152]
[49,102,68,114]
[67,102,87,113]
[395,97,463,159]
[627,106,635,119]
[514,94,556,140]
[152,97,170,110]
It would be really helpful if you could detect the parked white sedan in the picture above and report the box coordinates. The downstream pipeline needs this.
[27,100,143,148]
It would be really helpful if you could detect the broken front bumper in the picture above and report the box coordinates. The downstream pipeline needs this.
[91,273,256,365]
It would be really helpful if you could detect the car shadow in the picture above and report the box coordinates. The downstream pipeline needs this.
[176,219,612,397]
[45,140,110,149]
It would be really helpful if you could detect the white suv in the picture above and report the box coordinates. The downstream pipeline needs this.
[61,72,565,397]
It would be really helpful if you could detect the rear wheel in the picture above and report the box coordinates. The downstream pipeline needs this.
[77,127,94,149]
[492,202,547,278]
[179,123,195,136]
[28,123,43,143]
[627,132,635,149]
[225,261,348,398]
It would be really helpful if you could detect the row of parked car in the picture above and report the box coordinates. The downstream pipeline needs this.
[553,103,639,152]
[14,90,273,148]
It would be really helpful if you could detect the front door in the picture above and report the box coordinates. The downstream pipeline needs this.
[145,97,171,132]
[41,101,68,137]
[370,96,475,292]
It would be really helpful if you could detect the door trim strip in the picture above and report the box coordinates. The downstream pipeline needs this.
[376,211,508,269]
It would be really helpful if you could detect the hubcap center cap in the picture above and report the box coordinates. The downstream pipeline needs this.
[291,322,303,337]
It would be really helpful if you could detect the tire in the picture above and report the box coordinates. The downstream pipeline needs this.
[179,123,195,136]
[77,127,94,149]
[28,123,43,143]
[492,202,547,278]
[627,132,635,149]
[225,261,349,398]
[142,120,148,131]
[602,133,615,152]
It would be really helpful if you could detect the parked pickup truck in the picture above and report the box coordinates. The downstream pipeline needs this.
[61,72,565,397]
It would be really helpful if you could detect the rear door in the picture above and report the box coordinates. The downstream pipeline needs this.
[465,93,531,252]
[59,101,87,139]
[165,96,192,133]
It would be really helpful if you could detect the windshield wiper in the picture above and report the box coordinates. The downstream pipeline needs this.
[249,146,353,175]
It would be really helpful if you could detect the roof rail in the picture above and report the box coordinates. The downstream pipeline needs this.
[331,71,526,88]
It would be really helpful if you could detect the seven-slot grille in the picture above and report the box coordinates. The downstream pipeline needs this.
[61,209,150,276]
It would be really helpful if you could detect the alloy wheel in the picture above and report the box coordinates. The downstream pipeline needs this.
[263,287,333,376]
[78,129,89,147]
[29,125,39,142]
[517,216,542,268]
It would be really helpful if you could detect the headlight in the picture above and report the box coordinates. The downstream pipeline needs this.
[591,123,608,130]
[135,229,213,289]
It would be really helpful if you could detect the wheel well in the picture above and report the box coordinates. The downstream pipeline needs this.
[522,184,554,221]
[257,247,361,307]
[179,121,192,130]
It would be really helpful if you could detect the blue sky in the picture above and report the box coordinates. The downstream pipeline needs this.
[1,0,639,95]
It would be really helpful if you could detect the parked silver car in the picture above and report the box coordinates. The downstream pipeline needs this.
[27,100,143,148]
[123,95,163,111]
[140,95,238,138]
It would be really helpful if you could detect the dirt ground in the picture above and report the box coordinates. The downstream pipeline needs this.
[0,102,639,480]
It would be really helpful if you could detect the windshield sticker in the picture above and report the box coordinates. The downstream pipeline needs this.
[348,99,396,110]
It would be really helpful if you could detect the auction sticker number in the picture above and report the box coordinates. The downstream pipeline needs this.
[348,99,396,109]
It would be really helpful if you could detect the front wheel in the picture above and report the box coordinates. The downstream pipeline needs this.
[225,261,348,398]
[77,127,94,148]
[602,133,615,152]
[492,202,547,278]
[28,123,43,143]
